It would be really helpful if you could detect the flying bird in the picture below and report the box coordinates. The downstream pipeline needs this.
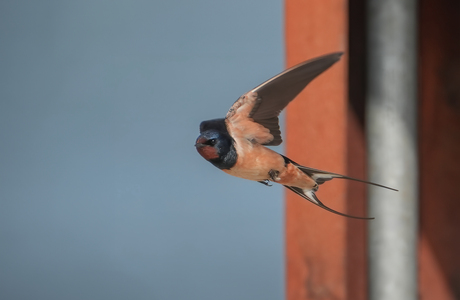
[195,52,397,219]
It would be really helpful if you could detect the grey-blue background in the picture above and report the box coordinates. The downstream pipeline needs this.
[0,1,283,299]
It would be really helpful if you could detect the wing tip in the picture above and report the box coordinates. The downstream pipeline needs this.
[323,51,344,63]
[316,51,343,59]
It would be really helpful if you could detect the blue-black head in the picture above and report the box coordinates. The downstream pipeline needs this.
[195,119,237,170]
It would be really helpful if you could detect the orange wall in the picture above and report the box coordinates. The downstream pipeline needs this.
[285,0,460,299]
[285,1,367,299]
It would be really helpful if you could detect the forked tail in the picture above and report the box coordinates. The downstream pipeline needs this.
[282,155,397,219]
[284,185,374,220]
[282,155,398,191]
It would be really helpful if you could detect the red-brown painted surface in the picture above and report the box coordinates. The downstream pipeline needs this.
[419,0,460,298]
[286,1,460,299]
[285,1,368,299]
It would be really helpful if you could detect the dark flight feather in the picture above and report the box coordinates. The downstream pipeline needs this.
[248,52,343,146]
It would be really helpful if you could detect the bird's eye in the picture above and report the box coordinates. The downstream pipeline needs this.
[207,138,217,145]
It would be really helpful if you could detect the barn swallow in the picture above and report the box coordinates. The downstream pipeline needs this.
[195,52,397,219]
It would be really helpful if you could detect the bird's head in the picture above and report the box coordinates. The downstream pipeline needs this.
[195,130,228,161]
[195,118,237,170]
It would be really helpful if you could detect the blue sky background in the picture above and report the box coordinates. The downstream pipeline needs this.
[0,1,284,299]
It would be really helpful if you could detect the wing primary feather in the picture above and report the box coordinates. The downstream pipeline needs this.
[251,52,343,93]
[226,52,344,146]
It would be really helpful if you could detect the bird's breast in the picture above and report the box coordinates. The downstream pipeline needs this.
[223,141,285,181]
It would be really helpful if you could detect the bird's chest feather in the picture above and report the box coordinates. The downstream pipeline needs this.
[223,139,285,181]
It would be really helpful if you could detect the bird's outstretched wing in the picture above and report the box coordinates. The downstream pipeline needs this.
[284,185,374,220]
[226,52,343,146]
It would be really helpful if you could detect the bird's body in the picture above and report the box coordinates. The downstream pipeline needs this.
[195,53,396,219]
[223,143,283,182]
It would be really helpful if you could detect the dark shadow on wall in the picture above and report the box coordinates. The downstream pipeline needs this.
[419,0,460,298]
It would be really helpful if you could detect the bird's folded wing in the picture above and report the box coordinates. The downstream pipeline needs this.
[226,52,343,146]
